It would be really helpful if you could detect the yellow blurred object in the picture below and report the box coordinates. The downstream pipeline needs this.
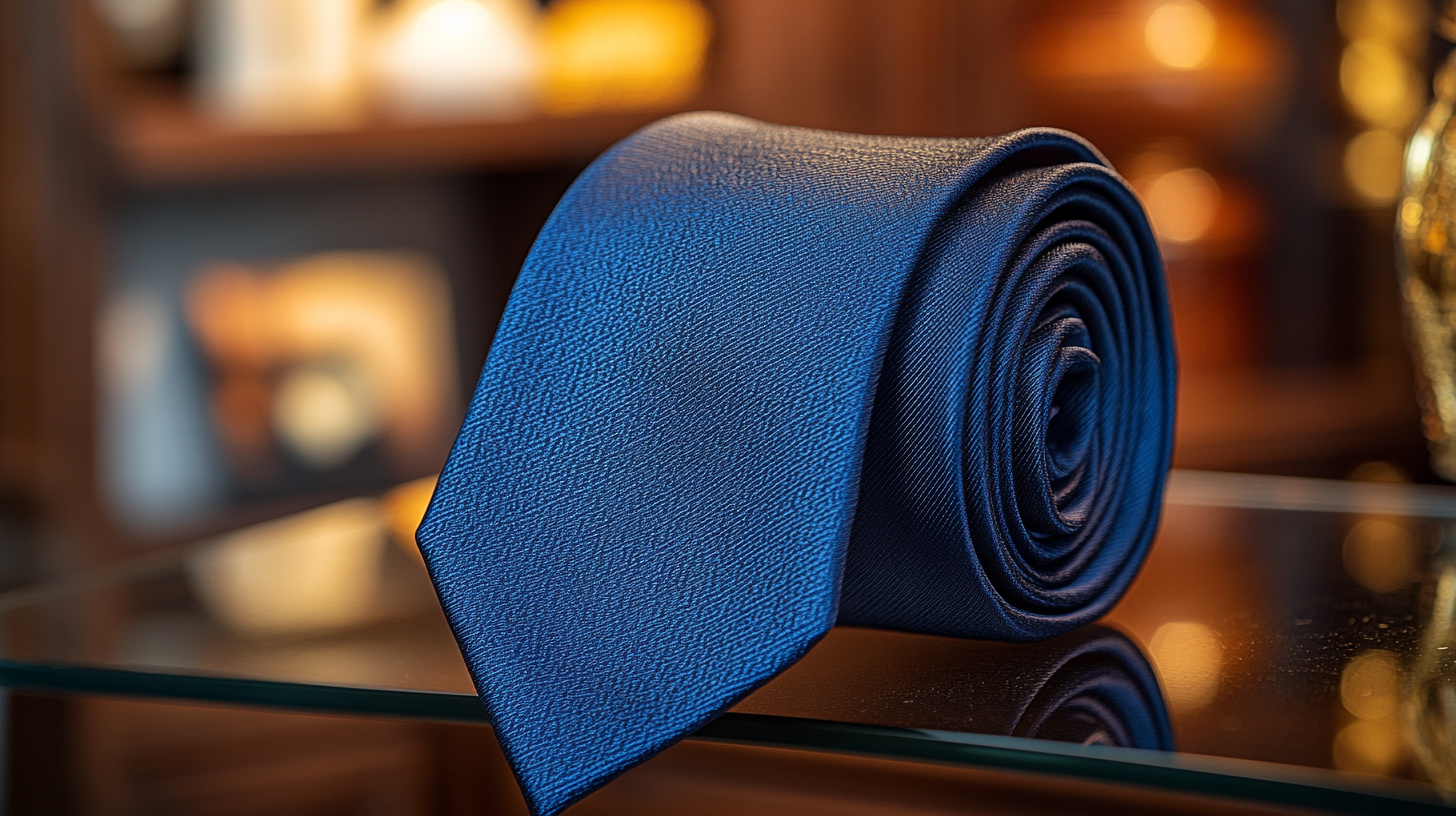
[1342,650,1402,722]
[1148,621,1222,711]
[1341,39,1423,129]
[1338,0,1427,55]
[188,498,388,638]
[1333,719,1407,775]
[1343,517,1421,593]
[1334,649,1407,776]
[540,0,710,115]
[1347,460,1412,482]
[1345,128,1406,203]
[196,0,370,130]
[1144,0,1217,71]
[382,474,438,556]
[371,0,540,121]
[1140,166,1221,243]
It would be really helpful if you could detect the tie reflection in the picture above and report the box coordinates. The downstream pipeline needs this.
[735,625,1173,752]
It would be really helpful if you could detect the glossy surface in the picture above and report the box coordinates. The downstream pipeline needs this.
[2,469,1455,813]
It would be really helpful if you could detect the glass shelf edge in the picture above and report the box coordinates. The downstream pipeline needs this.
[0,660,488,722]
[700,715,1452,815]
[1166,469,1456,517]
[0,661,1447,814]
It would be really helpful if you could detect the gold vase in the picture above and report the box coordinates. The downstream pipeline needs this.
[1399,51,1456,481]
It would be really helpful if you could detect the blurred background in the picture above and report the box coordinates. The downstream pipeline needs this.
[0,0,1452,812]
[2,0,1445,566]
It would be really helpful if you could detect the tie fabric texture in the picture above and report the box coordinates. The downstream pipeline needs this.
[417,111,1176,815]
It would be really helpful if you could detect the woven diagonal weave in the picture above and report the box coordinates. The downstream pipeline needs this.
[418,112,1176,816]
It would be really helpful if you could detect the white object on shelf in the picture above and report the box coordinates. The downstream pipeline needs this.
[370,0,541,122]
[195,0,369,130]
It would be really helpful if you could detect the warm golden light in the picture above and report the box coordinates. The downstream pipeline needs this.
[1337,0,1427,53]
[1142,167,1221,243]
[1340,39,1422,129]
[540,0,710,114]
[1149,621,1223,710]
[1344,128,1406,203]
[1342,649,1402,722]
[1343,516,1420,593]
[1334,719,1406,775]
[1335,649,1407,775]
[188,498,389,638]
[371,0,539,121]
[1144,0,1217,70]
[383,474,438,556]
[1348,460,1411,482]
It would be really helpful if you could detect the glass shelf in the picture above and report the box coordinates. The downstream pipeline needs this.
[2,469,1454,814]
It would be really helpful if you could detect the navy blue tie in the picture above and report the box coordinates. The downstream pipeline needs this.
[417,112,1175,815]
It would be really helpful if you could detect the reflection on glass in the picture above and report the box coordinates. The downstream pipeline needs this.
[1343,516,1421,593]
[1404,545,1456,798]
[738,626,1173,752]
[1148,621,1222,712]
[188,498,390,638]
[1336,650,1407,775]
[186,473,441,639]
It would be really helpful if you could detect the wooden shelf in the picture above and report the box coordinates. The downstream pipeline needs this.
[105,86,692,187]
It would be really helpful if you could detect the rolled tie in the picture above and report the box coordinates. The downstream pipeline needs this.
[417,112,1175,815]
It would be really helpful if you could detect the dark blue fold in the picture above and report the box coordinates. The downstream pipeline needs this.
[417,112,1176,815]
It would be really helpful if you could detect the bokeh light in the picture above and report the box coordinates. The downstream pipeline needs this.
[1341,649,1401,722]
[1344,128,1406,203]
[1334,719,1407,775]
[1144,0,1217,71]
[1141,166,1222,243]
[1148,621,1223,710]
[1343,517,1420,593]
[1337,0,1427,53]
[540,0,711,115]
[1334,650,1407,775]
[1340,39,1423,129]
